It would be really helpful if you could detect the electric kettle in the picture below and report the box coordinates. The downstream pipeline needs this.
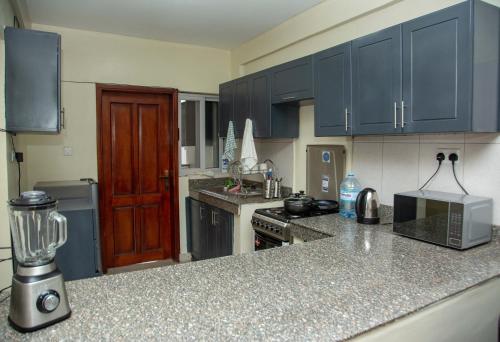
[355,188,380,224]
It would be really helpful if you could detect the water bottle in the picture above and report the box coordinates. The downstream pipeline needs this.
[339,172,361,219]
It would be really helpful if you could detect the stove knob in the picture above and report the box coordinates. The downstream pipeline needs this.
[37,290,60,313]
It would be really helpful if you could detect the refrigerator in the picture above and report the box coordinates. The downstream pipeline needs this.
[306,145,346,201]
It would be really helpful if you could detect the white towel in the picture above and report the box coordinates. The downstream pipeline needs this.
[223,121,237,161]
[240,119,258,172]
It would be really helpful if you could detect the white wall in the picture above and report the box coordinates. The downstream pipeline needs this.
[352,133,500,224]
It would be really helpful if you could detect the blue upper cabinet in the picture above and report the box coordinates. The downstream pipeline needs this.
[249,71,271,138]
[233,77,251,138]
[271,55,313,104]
[218,81,234,138]
[5,28,62,133]
[402,2,471,133]
[314,43,352,136]
[352,26,402,135]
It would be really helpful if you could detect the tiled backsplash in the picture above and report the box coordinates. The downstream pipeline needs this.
[352,133,500,225]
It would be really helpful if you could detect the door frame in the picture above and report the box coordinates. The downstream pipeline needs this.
[96,83,180,272]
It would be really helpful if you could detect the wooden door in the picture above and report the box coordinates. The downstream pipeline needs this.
[402,2,471,133]
[97,84,179,271]
[352,25,402,135]
[314,42,352,136]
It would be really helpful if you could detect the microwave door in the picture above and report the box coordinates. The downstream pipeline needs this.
[394,196,449,246]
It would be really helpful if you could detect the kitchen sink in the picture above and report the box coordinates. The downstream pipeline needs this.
[199,186,263,198]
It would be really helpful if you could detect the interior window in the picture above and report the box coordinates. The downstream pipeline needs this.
[179,94,220,173]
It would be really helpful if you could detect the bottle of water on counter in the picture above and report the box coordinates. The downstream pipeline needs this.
[339,172,361,219]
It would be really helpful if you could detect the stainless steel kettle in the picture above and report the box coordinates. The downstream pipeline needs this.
[355,188,380,224]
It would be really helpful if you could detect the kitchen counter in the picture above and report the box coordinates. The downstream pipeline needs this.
[188,177,288,215]
[1,219,499,340]
[289,206,393,241]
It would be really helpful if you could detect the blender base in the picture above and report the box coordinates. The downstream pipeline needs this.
[8,262,71,333]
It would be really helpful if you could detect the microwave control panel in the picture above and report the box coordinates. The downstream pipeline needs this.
[448,203,464,247]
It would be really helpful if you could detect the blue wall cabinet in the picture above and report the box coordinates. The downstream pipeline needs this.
[402,2,470,132]
[5,28,61,133]
[218,81,234,138]
[352,25,402,135]
[314,43,352,136]
[271,55,314,104]
[233,77,251,138]
[402,0,499,133]
[249,71,271,138]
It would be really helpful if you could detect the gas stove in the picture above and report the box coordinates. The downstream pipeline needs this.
[251,207,338,244]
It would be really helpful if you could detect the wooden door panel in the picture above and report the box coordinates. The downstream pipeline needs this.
[98,85,179,271]
[142,205,161,251]
[112,206,136,256]
[138,104,160,194]
[111,102,135,195]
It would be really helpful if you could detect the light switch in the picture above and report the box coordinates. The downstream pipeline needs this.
[63,146,73,156]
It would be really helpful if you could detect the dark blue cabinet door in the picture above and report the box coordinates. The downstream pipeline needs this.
[352,25,402,135]
[218,81,234,137]
[189,198,203,260]
[314,43,352,136]
[214,208,233,257]
[402,2,471,133]
[233,77,251,138]
[249,71,272,138]
[271,55,313,103]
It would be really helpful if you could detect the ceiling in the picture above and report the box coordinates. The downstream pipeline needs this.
[23,0,324,49]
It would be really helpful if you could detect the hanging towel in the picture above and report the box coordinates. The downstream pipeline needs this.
[223,121,237,161]
[240,119,258,172]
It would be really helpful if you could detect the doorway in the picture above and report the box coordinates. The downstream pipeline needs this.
[96,84,179,272]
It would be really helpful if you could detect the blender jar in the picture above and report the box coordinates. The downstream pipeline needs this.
[8,191,67,267]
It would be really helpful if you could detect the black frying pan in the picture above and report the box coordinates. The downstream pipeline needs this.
[311,199,339,213]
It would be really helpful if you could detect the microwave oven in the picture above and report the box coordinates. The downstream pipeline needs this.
[393,190,492,250]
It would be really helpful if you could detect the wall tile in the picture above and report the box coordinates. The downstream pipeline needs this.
[380,143,419,205]
[383,134,419,143]
[353,136,383,143]
[420,132,465,144]
[352,142,383,194]
[465,133,500,144]
[418,143,465,193]
[464,143,500,224]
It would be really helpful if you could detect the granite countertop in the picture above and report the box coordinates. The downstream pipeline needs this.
[1,220,499,340]
[289,206,393,241]
[189,178,286,215]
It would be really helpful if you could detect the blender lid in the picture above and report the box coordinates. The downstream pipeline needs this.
[9,191,57,207]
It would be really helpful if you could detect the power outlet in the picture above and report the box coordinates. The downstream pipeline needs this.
[436,148,461,164]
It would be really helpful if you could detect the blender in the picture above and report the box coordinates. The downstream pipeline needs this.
[7,191,71,332]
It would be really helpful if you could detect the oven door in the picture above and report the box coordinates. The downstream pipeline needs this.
[254,231,286,251]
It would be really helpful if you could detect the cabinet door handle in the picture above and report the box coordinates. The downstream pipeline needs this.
[345,108,349,132]
[394,102,397,129]
[281,96,296,101]
[401,100,405,128]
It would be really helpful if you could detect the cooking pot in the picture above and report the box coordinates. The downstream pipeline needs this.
[284,191,314,215]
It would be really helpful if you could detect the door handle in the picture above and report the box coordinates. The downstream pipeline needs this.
[394,102,398,129]
[401,101,405,128]
[345,108,349,132]
[159,170,170,192]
